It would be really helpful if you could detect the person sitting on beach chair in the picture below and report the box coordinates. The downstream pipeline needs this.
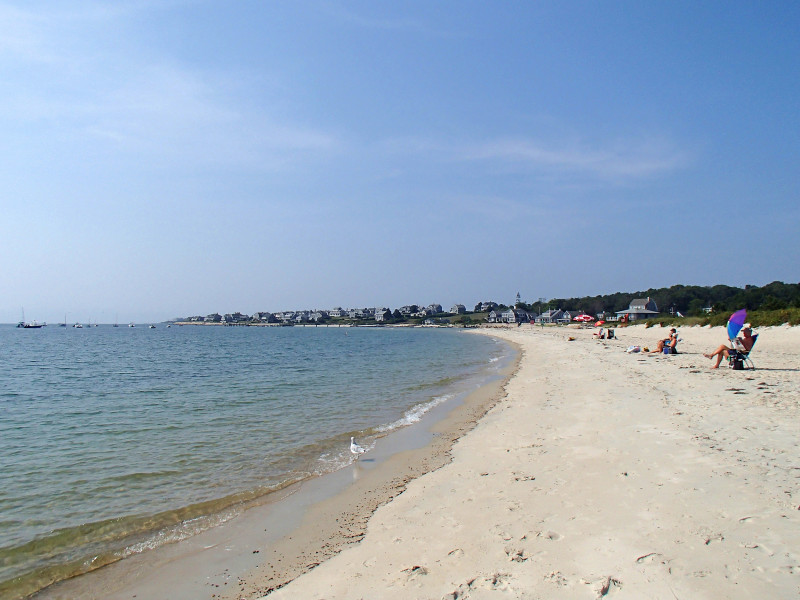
[727,329,758,369]
[606,329,615,340]
[704,326,755,369]
[649,328,678,354]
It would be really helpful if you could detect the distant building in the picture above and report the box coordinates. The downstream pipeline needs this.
[223,312,250,324]
[450,304,466,314]
[616,297,659,321]
[501,307,529,323]
[375,308,392,322]
[535,309,564,324]
[253,312,278,323]
[560,310,585,323]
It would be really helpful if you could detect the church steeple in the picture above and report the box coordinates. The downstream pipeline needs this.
[515,292,521,307]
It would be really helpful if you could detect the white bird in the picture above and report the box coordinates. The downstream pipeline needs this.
[350,436,367,460]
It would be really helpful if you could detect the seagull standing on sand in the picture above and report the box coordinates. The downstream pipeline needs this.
[350,436,367,461]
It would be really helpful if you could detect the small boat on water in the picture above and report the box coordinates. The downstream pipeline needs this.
[149,325,156,329]
[16,309,43,328]
[73,323,83,329]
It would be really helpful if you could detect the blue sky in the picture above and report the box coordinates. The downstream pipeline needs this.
[1,1,798,323]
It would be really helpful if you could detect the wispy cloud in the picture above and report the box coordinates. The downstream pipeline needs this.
[0,2,339,170]
[0,2,146,64]
[0,4,52,63]
[462,136,690,180]
[379,132,690,184]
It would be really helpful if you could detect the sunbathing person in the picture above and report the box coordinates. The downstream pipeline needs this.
[649,328,678,354]
[704,326,755,369]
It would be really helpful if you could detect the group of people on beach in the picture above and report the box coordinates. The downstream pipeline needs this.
[643,325,756,369]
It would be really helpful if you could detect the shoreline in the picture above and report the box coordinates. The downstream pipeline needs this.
[33,333,520,600]
[262,323,800,599]
[31,323,800,598]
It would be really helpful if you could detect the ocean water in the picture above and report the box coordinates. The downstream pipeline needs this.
[0,324,510,599]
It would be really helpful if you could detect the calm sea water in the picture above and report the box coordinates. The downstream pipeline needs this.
[0,324,509,599]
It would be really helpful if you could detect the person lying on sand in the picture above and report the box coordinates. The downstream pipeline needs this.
[649,328,678,354]
[704,326,755,369]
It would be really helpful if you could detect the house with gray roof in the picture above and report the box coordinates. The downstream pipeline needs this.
[616,297,659,321]
[502,307,530,323]
[560,310,585,323]
[253,312,278,323]
[374,308,392,322]
[535,309,564,324]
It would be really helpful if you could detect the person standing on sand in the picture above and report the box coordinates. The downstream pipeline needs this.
[704,326,755,368]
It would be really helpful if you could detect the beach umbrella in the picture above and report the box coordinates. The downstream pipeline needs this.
[727,309,747,341]
[573,314,594,322]
[594,320,605,327]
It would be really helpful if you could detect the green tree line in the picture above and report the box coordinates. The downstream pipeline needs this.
[518,281,800,317]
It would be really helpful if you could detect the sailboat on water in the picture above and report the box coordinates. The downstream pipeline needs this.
[17,308,44,328]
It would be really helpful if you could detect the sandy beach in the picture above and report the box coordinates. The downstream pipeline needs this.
[250,323,800,599]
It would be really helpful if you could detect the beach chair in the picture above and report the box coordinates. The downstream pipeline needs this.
[728,334,758,370]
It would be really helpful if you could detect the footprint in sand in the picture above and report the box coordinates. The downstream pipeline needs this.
[703,533,725,545]
[538,530,563,541]
[504,547,530,563]
[596,576,622,597]
[401,565,429,581]
[443,573,513,599]
[544,571,569,587]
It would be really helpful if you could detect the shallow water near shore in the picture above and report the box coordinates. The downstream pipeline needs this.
[0,324,510,599]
